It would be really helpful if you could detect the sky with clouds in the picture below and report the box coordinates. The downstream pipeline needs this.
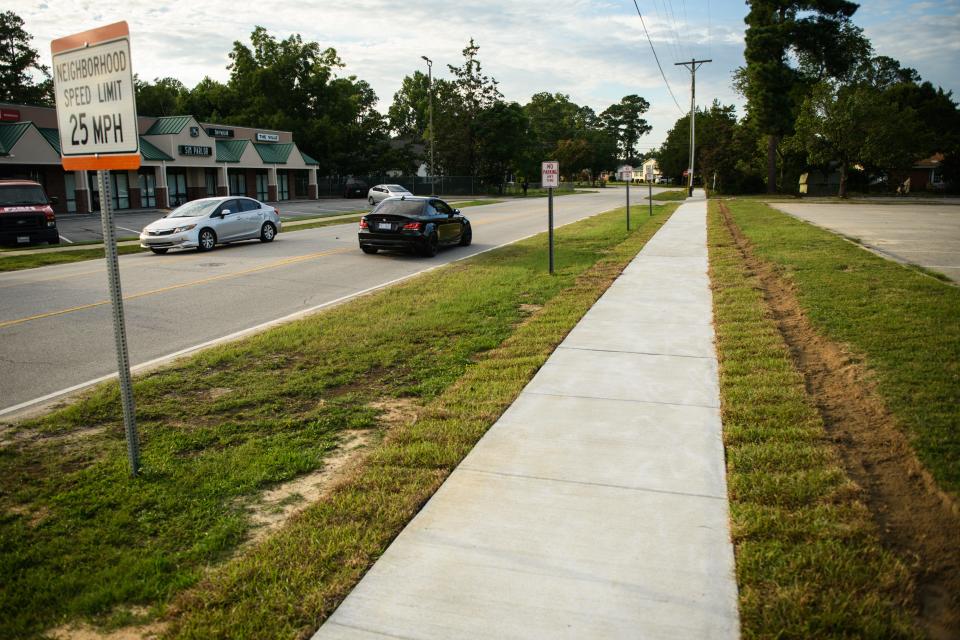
[12,0,960,150]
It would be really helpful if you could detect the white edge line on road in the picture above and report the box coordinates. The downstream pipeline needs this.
[0,207,606,419]
[58,234,73,243]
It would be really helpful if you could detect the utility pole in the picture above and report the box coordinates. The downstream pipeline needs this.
[421,56,435,195]
[674,58,711,196]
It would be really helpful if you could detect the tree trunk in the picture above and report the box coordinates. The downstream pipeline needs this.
[767,134,778,193]
[838,163,848,199]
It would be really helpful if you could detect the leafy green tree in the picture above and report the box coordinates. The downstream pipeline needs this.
[443,39,503,177]
[475,101,529,190]
[178,77,234,122]
[387,71,433,140]
[791,80,926,197]
[741,0,863,192]
[0,11,52,106]
[599,94,652,163]
[222,26,391,175]
[134,76,187,117]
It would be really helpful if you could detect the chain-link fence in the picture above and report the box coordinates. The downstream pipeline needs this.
[316,176,576,198]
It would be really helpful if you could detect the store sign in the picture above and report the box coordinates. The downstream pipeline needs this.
[207,127,234,138]
[51,21,140,170]
[179,144,211,157]
[189,126,200,137]
[0,108,20,122]
[541,160,559,188]
[256,132,279,142]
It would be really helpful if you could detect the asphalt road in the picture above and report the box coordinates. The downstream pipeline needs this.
[769,202,960,283]
[1,188,664,416]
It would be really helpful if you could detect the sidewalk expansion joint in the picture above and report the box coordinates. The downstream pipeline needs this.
[458,467,727,501]
[556,345,718,360]
[524,390,720,410]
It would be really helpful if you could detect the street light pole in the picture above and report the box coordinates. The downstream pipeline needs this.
[421,55,435,195]
[675,58,711,196]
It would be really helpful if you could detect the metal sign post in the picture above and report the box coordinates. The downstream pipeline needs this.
[541,161,559,274]
[624,170,632,230]
[97,171,140,474]
[649,181,653,216]
[53,22,141,476]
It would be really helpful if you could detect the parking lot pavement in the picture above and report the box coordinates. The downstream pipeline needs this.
[769,202,960,283]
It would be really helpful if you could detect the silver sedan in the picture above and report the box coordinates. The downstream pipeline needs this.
[367,184,413,205]
[139,196,281,254]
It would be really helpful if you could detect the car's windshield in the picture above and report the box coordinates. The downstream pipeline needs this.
[374,200,425,216]
[167,200,220,218]
[386,185,408,192]
[0,185,47,206]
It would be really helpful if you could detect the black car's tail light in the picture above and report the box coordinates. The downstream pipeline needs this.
[402,221,422,230]
[359,218,369,230]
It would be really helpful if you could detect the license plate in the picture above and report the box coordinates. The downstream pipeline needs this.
[17,235,29,243]
[378,223,392,230]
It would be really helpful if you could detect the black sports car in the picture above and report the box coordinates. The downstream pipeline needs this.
[358,196,472,257]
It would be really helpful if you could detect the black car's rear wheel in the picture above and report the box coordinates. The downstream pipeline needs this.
[361,245,378,254]
[421,232,439,257]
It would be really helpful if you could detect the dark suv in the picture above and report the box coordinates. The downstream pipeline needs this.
[0,180,60,246]
[343,178,368,198]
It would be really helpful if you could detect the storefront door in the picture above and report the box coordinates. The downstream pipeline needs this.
[168,171,188,207]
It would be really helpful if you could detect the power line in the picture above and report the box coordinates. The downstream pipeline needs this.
[631,0,685,114]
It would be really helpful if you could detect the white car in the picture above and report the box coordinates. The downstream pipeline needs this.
[367,184,413,205]
[140,196,281,254]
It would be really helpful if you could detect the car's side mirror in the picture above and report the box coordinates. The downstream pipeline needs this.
[49,196,59,205]
[454,209,461,215]
[221,209,232,216]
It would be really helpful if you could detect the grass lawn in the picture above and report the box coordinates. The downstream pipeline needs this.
[650,189,688,201]
[0,203,676,639]
[708,200,919,638]
[722,199,960,497]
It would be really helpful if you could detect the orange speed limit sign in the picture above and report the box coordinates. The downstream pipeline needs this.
[51,22,140,171]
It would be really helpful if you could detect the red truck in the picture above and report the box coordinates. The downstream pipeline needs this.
[0,179,60,246]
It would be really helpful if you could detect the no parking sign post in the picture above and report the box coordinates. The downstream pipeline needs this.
[542,161,559,274]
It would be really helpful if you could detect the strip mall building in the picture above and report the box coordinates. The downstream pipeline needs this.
[0,103,320,214]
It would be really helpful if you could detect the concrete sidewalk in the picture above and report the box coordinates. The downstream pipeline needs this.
[313,191,739,640]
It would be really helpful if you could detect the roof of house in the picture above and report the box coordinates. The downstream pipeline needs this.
[914,153,944,169]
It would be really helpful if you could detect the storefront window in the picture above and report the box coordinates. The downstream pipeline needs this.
[278,172,289,201]
[205,169,217,196]
[65,173,77,213]
[168,171,188,207]
[294,171,308,198]
[112,173,130,210]
[138,172,156,208]
[229,171,246,196]
[256,173,269,201]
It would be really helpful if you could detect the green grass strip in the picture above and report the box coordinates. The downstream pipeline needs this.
[650,190,688,201]
[708,201,919,638]
[0,204,676,639]
[723,200,960,497]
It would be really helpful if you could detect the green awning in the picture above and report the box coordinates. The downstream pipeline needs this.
[216,139,249,163]
[139,136,173,161]
[253,142,293,164]
[144,115,192,135]
[37,127,62,155]
[300,150,319,166]
[0,122,31,156]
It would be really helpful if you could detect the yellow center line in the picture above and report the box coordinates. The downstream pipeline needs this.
[0,247,352,330]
